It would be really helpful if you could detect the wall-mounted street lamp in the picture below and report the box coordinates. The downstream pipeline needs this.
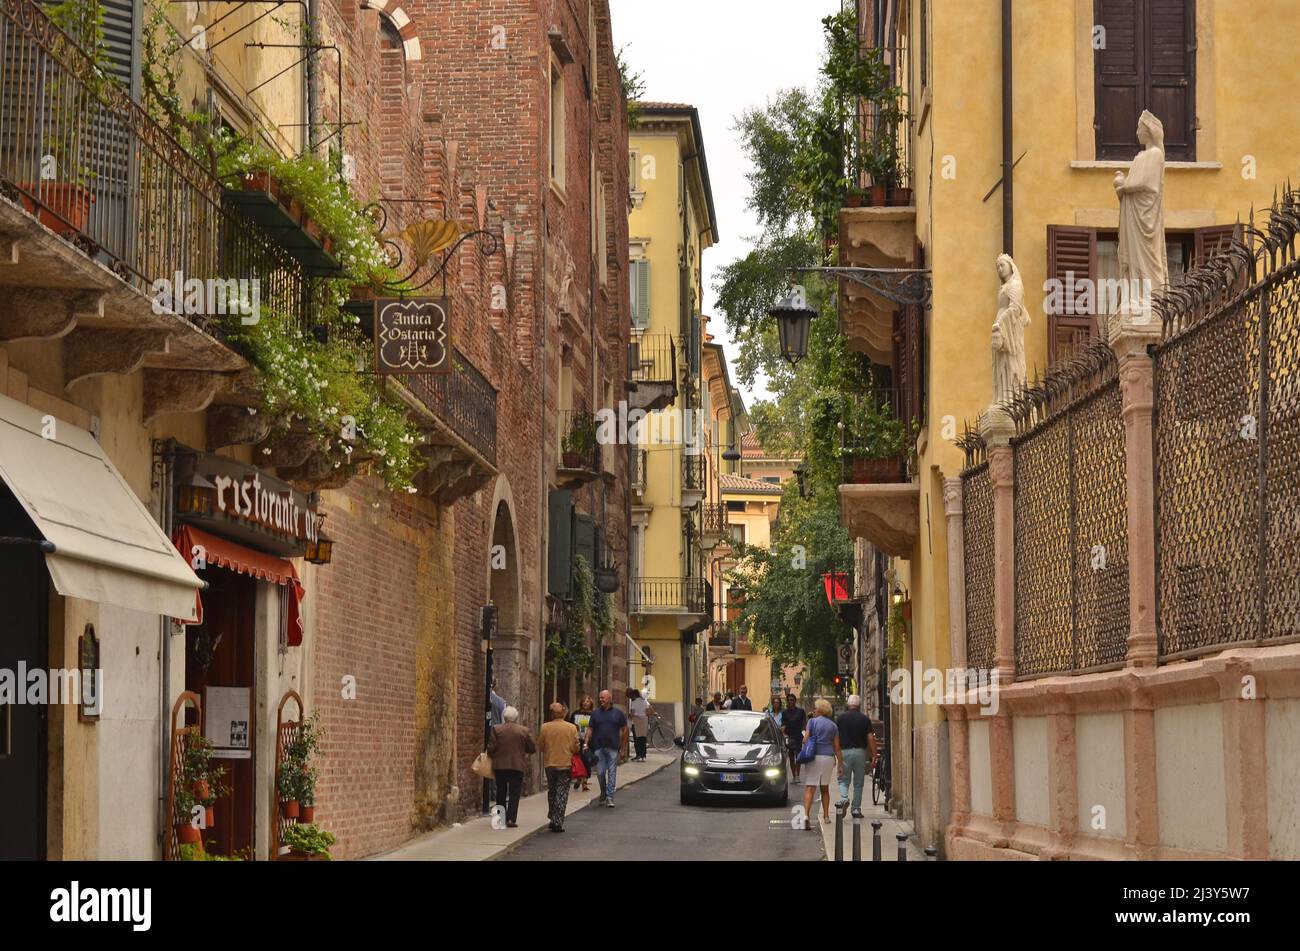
[176,472,216,517]
[769,289,815,366]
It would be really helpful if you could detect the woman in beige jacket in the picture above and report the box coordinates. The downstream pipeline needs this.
[538,703,580,832]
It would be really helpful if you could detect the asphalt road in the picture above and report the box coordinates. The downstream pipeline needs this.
[499,763,826,861]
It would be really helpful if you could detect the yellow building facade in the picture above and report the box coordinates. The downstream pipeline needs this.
[838,0,1300,855]
[626,104,718,731]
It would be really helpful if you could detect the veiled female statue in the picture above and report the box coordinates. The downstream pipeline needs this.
[992,253,1029,405]
[1113,109,1169,320]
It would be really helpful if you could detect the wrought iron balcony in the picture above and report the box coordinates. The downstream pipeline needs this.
[627,333,677,413]
[681,451,705,502]
[708,622,735,651]
[558,408,601,487]
[0,0,311,331]
[631,576,707,616]
[401,349,498,465]
[700,501,727,538]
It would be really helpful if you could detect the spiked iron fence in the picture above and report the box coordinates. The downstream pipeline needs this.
[1153,186,1300,660]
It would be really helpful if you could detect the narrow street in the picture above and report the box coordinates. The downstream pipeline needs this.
[501,765,824,861]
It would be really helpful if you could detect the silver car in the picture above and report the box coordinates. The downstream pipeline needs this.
[676,711,789,806]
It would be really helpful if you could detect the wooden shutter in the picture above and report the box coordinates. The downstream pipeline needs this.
[1095,0,1142,159]
[1147,0,1195,161]
[547,490,574,596]
[1047,225,1099,366]
[100,0,138,92]
[631,260,650,328]
[1193,224,1240,268]
[1095,0,1195,161]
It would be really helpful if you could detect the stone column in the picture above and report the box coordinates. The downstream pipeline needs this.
[980,409,1016,683]
[1111,320,1161,667]
[1217,662,1269,859]
[1122,678,1159,857]
[943,477,967,672]
[1044,697,1078,858]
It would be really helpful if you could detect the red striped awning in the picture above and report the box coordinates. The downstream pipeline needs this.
[173,524,306,645]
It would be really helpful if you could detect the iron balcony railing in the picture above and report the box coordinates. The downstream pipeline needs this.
[628,332,676,385]
[559,408,600,473]
[0,0,311,330]
[632,577,706,615]
[701,501,727,536]
[403,349,498,464]
[681,451,705,496]
[708,622,735,650]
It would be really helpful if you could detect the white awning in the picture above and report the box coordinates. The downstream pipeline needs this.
[0,392,203,618]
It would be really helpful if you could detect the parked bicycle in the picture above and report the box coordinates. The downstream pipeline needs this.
[871,742,888,805]
[647,712,676,752]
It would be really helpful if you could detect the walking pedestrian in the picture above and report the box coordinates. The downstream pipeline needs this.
[766,696,783,727]
[628,689,654,761]
[569,696,596,792]
[689,697,704,725]
[782,694,807,783]
[834,695,875,819]
[705,691,726,711]
[539,702,580,832]
[486,681,508,805]
[722,690,734,710]
[730,685,753,711]
[487,706,535,828]
[800,698,843,827]
[583,689,628,808]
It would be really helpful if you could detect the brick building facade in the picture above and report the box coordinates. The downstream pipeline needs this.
[305,0,631,854]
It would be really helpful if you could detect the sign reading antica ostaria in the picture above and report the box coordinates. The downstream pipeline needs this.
[374,297,452,374]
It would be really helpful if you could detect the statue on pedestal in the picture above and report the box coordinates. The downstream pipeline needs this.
[991,253,1029,406]
[1113,109,1168,323]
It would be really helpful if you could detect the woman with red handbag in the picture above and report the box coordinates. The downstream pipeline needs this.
[568,697,597,792]
[539,702,581,832]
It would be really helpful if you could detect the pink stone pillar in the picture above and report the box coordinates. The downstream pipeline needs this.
[1045,698,1078,857]
[987,442,1016,682]
[1218,663,1269,859]
[943,477,967,670]
[988,712,1017,832]
[1113,328,1160,667]
[1122,680,1159,856]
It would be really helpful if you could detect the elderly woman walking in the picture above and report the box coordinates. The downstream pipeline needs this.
[800,698,843,827]
[487,705,535,828]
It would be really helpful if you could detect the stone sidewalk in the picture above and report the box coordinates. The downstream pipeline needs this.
[796,778,928,861]
[366,750,677,861]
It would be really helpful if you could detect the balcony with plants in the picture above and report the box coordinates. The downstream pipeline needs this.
[835,385,919,559]
[557,409,601,487]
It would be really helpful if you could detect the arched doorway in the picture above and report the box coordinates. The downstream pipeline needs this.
[488,499,520,632]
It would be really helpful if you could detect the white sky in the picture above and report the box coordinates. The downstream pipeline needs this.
[609,0,841,405]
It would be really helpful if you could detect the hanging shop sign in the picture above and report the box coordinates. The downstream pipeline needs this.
[173,449,319,558]
[374,297,452,374]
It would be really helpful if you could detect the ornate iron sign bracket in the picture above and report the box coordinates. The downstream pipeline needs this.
[792,266,933,309]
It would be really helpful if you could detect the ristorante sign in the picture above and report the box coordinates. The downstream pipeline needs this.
[174,450,318,557]
[375,297,451,374]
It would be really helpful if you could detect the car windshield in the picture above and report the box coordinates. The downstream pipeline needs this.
[693,714,772,745]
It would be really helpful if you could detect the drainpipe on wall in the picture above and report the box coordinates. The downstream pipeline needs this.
[1001,0,1013,256]
[306,0,319,154]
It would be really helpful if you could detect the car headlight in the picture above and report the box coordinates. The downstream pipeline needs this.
[761,752,785,766]
[684,766,701,777]
[683,749,705,765]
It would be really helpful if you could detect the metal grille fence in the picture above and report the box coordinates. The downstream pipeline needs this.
[1010,351,1128,679]
[1154,187,1300,659]
[961,462,995,672]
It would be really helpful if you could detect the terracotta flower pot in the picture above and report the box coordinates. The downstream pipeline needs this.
[242,169,278,199]
[869,185,889,206]
[18,183,95,234]
[844,193,865,208]
[300,805,315,824]
[176,822,201,845]
[205,807,214,827]
[889,186,912,206]
[562,451,584,470]
[281,799,300,820]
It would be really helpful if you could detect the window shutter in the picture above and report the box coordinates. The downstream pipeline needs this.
[100,0,137,91]
[1095,0,1195,161]
[1047,225,1099,366]
[1147,0,1195,161]
[632,260,650,328]
[547,490,574,597]
[1095,0,1142,160]
[1193,224,1240,268]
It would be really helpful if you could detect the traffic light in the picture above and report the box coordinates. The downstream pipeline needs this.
[832,674,844,694]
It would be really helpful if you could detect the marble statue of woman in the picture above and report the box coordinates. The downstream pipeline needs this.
[991,253,1029,405]
[1113,109,1168,322]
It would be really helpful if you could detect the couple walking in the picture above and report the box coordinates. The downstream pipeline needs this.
[487,689,628,833]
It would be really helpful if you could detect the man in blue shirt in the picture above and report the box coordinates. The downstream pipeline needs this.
[583,689,628,807]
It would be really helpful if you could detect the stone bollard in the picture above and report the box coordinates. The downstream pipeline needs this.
[897,832,909,862]
[871,820,882,861]
[834,809,844,861]
[924,847,938,861]
[852,820,862,861]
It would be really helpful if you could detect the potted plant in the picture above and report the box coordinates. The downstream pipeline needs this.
[594,564,619,593]
[19,0,115,235]
[177,732,226,840]
[299,769,318,824]
[561,411,597,470]
[278,759,304,820]
[282,823,336,860]
[840,396,912,484]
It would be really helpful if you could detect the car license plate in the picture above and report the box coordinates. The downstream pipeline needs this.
[720,772,744,783]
